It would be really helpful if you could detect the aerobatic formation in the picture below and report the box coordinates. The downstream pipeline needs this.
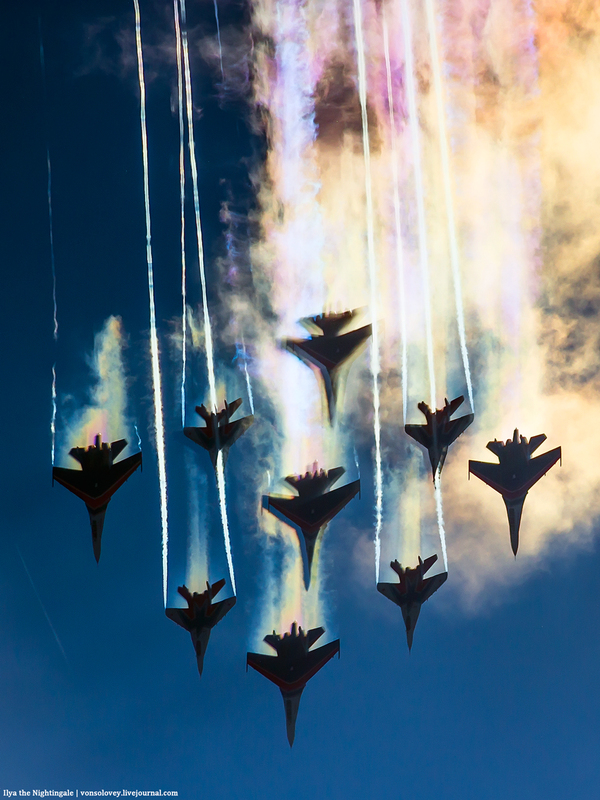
[48,0,572,749]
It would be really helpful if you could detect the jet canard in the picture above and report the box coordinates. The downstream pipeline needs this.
[377,555,448,651]
[282,309,372,422]
[52,434,142,562]
[405,395,474,480]
[264,465,360,588]
[468,429,561,556]
[165,579,236,678]
[183,397,253,470]
[247,622,340,746]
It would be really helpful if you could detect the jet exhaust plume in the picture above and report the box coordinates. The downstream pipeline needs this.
[382,9,408,425]
[174,0,188,429]
[424,0,474,413]
[133,0,170,607]
[213,0,225,83]
[178,0,236,593]
[352,0,383,583]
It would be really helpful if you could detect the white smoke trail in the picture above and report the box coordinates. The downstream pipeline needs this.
[51,364,57,466]
[424,0,474,412]
[133,0,170,607]
[382,9,408,424]
[179,0,236,592]
[174,0,187,428]
[213,0,225,83]
[16,544,68,666]
[401,0,436,410]
[352,0,383,583]
[240,336,255,415]
[434,473,448,571]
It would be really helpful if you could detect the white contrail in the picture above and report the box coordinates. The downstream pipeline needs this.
[382,10,408,424]
[179,0,236,592]
[240,336,255,415]
[16,544,68,666]
[353,0,383,583]
[213,0,225,83]
[424,0,474,412]
[434,473,448,570]
[402,0,448,569]
[401,0,436,410]
[133,0,170,607]
[51,364,57,466]
[174,0,187,428]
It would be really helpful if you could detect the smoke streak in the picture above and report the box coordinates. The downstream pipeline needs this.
[424,0,474,412]
[434,474,448,571]
[16,544,68,667]
[213,0,224,83]
[51,364,57,466]
[133,0,170,607]
[401,0,437,410]
[174,0,187,428]
[352,0,383,583]
[382,8,408,424]
[179,0,236,593]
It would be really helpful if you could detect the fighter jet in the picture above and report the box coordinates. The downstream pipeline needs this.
[469,429,562,556]
[405,395,474,480]
[165,579,236,677]
[377,555,447,651]
[264,465,360,588]
[282,309,372,422]
[247,622,340,746]
[52,434,142,563]
[183,397,253,470]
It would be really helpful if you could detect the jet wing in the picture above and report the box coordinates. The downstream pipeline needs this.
[166,596,235,631]
[267,480,360,536]
[404,424,432,449]
[247,639,340,693]
[416,572,448,602]
[52,452,142,510]
[469,447,561,500]
[443,412,474,442]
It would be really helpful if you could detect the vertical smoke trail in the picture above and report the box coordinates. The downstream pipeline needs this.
[133,0,170,607]
[382,9,408,424]
[39,20,59,466]
[238,336,255,415]
[51,364,57,466]
[352,0,383,583]
[179,0,236,593]
[16,544,69,666]
[401,0,436,410]
[434,474,448,570]
[213,0,225,83]
[174,0,187,428]
[424,0,474,412]
[401,0,448,566]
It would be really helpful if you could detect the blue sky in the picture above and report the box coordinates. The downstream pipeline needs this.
[1,0,599,797]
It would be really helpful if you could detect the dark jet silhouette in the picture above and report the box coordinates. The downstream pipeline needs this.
[405,395,474,480]
[52,434,142,563]
[377,555,447,651]
[282,309,372,422]
[264,465,360,588]
[183,397,253,470]
[165,578,235,677]
[247,622,339,746]
[469,429,561,556]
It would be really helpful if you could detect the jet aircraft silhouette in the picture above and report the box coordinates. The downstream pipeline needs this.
[247,622,340,746]
[183,397,253,470]
[469,429,562,555]
[377,555,447,650]
[165,579,236,677]
[52,434,142,562]
[264,465,360,588]
[282,309,372,421]
[405,395,474,480]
